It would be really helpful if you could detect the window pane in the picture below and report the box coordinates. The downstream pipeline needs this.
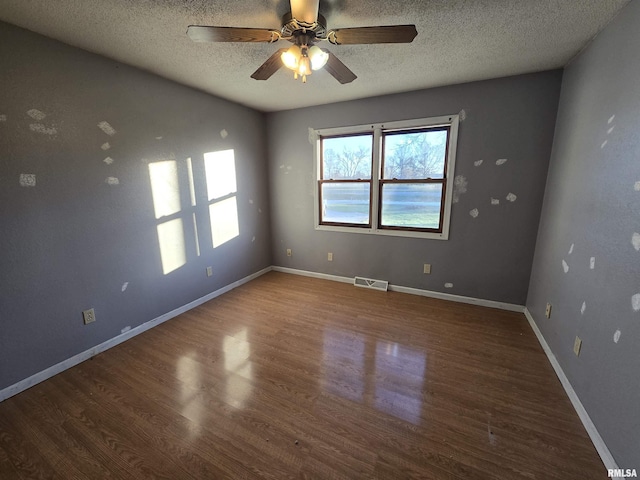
[380,183,443,229]
[383,129,447,180]
[322,135,373,180]
[321,183,370,225]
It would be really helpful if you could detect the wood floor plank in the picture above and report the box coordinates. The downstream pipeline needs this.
[0,272,606,479]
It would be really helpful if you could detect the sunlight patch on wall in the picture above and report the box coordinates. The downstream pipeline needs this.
[192,213,201,257]
[205,150,239,248]
[205,149,237,200]
[149,160,186,274]
[186,158,197,207]
[149,160,181,219]
[209,198,239,248]
[157,218,186,275]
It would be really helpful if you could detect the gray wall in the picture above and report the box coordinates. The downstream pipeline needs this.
[527,1,640,469]
[0,22,272,390]
[267,72,562,305]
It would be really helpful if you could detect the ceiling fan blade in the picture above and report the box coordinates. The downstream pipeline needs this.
[290,0,319,23]
[187,26,279,43]
[251,49,288,80]
[329,25,417,45]
[322,50,357,84]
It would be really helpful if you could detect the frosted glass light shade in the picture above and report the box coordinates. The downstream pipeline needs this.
[309,45,329,70]
[281,45,301,70]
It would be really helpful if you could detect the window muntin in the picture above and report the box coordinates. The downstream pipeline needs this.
[314,115,459,240]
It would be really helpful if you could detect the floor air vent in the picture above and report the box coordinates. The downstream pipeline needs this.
[354,276,389,291]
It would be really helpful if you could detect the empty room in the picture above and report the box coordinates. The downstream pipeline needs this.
[0,0,638,478]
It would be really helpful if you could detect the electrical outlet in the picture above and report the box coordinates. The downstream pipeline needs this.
[573,336,582,356]
[423,263,431,274]
[545,303,552,319]
[83,308,96,325]
[206,266,213,277]
[286,248,292,257]
[328,252,333,261]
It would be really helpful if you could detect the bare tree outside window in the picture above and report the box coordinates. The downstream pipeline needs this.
[383,130,447,180]
[323,136,372,180]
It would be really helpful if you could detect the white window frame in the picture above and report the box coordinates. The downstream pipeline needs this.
[313,114,459,240]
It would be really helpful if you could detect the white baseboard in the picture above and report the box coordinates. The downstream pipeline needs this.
[0,266,272,403]
[272,266,525,312]
[389,284,524,312]
[523,307,617,470]
[271,266,353,284]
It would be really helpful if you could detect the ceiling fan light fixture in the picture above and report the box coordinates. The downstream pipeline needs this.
[308,45,329,70]
[281,45,301,70]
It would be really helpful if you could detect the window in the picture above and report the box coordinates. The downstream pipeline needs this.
[319,134,373,226]
[314,115,459,240]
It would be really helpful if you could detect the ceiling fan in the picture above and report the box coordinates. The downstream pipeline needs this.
[187,0,417,84]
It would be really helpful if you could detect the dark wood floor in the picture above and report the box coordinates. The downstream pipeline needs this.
[0,272,605,479]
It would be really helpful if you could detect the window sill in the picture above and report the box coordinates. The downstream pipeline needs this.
[315,223,449,240]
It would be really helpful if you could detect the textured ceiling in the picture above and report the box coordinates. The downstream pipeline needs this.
[0,0,630,112]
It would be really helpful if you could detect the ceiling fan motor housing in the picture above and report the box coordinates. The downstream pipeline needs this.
[281,12,327,43]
